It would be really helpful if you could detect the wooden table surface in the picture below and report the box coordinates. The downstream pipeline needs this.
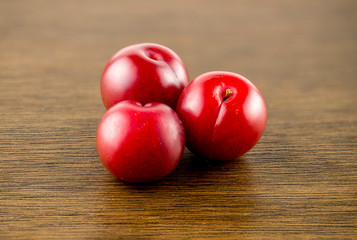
[1,0,356,239]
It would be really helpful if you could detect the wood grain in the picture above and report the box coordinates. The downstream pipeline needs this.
[1,0,356,239]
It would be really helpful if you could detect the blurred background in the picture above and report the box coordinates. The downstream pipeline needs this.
[2,0,356,90]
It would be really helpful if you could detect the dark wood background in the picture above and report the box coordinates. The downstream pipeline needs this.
[1,0,356,239]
